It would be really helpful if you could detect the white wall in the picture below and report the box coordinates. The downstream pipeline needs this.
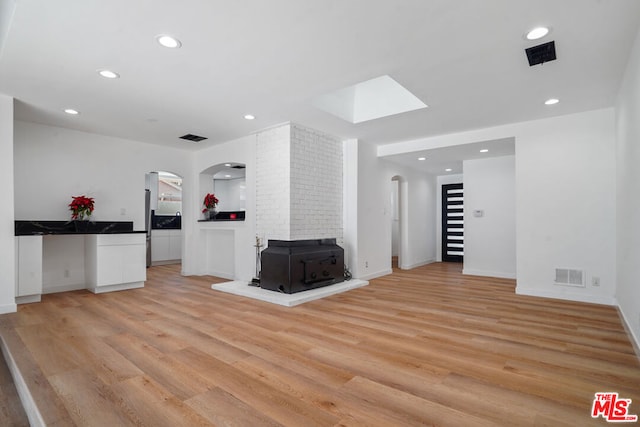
[378,108,617,306]
[436,174,463,262]
[463,156,516,279]
[355,141,436,280]
[189,134,256,281]
[403,172,437,270]
[390,179,399,257]
[42,235,85,293]
[14,121,192,228]
[0,95,16,314]
[343,139,359,275]
[616,27,640,349]
[356,142,392,279]
[14,121,193,287]
[214,178,246,212]
[515,110,616,305]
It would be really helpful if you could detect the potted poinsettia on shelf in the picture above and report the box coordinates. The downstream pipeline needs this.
[202,193,219,220]
[69,195,95,220]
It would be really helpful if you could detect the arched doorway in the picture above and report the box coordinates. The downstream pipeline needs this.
[146,171,183,267]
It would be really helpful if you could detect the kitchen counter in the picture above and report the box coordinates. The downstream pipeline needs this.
[152,215,181,230]
[15,220,145,236]
[15,230,147,303]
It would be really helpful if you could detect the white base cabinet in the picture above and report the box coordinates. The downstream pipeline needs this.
[151,229,181,263]
[85,234,146,293]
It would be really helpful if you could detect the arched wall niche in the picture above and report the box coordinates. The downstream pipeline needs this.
[198,162,246,217]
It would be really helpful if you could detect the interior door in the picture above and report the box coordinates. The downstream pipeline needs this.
[442,183,464,262]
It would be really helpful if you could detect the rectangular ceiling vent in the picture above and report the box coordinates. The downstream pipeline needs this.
[554,268,585,287]
[525,41,557,66]
[179,133,208,143]
[231,165,246,169]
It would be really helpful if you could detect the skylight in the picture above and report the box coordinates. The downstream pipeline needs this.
[313,75,427,124]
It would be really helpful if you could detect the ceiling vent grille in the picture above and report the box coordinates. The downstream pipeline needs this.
[554,268,585,287]
[231,165,246,169]
[525,41,557,66]
[179,134,208,143]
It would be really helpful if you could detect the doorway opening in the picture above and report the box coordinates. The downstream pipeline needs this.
[391,176,403,269]
[146,171,183,267]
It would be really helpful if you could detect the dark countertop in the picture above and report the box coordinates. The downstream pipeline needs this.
[197,219,246,222]
[15,220,145,236]
[152,215,181,230]
[197,211,245,222]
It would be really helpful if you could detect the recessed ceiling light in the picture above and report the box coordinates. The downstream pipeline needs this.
[225,175,231,178]
[64,109,79,115]
[224,163,232,167]
[526,26,550,40]
[98,69,119,79]
[156,34,181,49]
[418,157,426,161]
[545,98,560,105]
[480,149,489,153]
[445,168,452,172]
[244,114,255,120]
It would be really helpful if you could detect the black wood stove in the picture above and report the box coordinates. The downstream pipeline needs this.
[260,238,345,294]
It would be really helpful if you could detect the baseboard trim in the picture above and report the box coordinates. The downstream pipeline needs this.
[42,284,85,294]
[357,269,393,281]
[0,303,17,314]
[400,258,436,270]
[15,295,40,305]
[87,281,144,294]
[151,259,181,266]
[515,286,617,306]
[617,306,640,363]
[463,268,516,279]
[207,270,235,280]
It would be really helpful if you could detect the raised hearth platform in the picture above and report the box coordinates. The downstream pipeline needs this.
[211,279,368,307]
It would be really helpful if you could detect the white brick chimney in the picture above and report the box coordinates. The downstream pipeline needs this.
[256,123,343,243]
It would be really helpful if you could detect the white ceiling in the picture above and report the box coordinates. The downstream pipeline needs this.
[1,0,639,162]
[382,138,515,175]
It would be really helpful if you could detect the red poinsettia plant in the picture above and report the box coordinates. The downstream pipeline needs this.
[69,195,95,220]
[202,193,219,213]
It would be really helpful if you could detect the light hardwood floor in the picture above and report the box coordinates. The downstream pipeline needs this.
[0,262,639,426]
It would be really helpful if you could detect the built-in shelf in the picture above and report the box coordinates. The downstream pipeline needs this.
[197,219,245,222]
[197,211,245,222]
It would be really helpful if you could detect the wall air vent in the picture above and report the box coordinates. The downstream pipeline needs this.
[525,41,557,66]
[179,134,208,143]
[554,268,585,287]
